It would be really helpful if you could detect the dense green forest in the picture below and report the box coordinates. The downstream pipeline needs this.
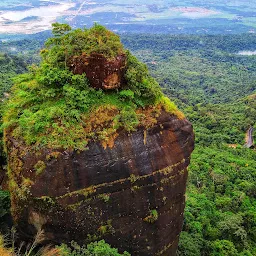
[1,32,256,255]
[0,53,28,175]
[3,24,177,151]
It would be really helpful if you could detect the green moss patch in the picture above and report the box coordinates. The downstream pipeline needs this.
[34,160,46,175]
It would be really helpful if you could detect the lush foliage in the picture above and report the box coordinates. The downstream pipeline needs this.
[179,145,256,255]
[122,33,256,105]
[58,240,130,256]
[0,53,27,97]
[0,233,130,256]
[0,53,27,193]
[42,22,125,68]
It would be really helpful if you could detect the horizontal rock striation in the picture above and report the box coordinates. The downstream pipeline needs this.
[6,111,194,256]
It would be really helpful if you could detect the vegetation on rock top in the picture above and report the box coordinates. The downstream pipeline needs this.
[43,22,125,66]
[2,23,181,151]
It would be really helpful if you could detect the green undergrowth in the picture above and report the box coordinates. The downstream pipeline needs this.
[0,231,130,256]
[44,22,125,64]
[57,240,130,256]
[0,190,10,222]
[2,23,181,151]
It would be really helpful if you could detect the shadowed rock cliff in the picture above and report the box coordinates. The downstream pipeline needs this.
[4,24,194,256]
[6,111,194,255]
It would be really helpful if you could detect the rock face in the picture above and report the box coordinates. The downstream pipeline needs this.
[0,153,7,190]
[0,168,5,189]
[245,126,254,148]
[69,53,126,90]
[7,111,194,256]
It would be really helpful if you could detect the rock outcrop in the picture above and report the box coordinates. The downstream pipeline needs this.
[245,126,254,148]
[6,110,194,256]
[4,24,195,256]
[69,53,126,90]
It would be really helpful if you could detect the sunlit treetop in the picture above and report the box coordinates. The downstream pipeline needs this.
[41,23,125,68]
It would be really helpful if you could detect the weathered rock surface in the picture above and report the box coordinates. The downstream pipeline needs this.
[0,153,7,190]
[245,126,254,148]
[7,111,194,255]
[0,168,5,189]
[69,53,126,90]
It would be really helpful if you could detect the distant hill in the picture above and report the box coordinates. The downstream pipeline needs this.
[0,0,256,35]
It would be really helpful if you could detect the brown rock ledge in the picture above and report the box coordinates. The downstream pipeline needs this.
[69,53,126,90]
